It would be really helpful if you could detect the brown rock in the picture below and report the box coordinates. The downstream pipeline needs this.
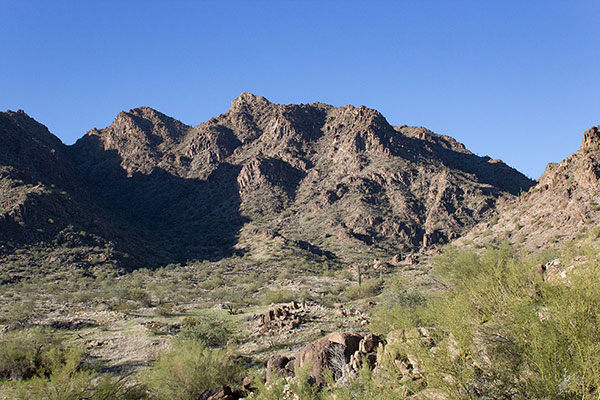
[242,376,254,391]
[358,333,381,354]
[197,385,243,400]
[581,126,600,150]
[294,332,362,384]
[266,355,295,383]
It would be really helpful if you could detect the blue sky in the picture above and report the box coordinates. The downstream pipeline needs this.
[1,1,599,179]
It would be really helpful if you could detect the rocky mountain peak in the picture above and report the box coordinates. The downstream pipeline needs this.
[581,125,600,150]
[230,92,272,112]
[1,109,64,149]
[109,107,189,140]
[537,125,600,190]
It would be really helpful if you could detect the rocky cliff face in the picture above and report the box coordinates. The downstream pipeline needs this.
[0,94,535,273]
[458,125,600,250]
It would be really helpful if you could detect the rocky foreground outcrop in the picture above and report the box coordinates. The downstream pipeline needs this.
[266,329,433,387]
[0,94,534,272]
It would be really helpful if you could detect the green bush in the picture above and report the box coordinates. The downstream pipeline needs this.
[260,288,296,305]
[0,329,137,399]
[344,278,382,300]
[178,313,234,347]
[127,288,152,307]
[0,300,34,327]
[154,303,174,317]
[0,328,61,380]
[254,362,407,400]
[10,348,135,400]
[370,277,425,334]
[404,244,600,399]
[110,285,152,309]
[143,340,244,400]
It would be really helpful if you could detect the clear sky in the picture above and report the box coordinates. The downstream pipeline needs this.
[1,1,598,179]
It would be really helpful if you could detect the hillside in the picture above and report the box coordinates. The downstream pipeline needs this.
[457,125,600,250]
[0,111,134,283]
[0,94,534,275]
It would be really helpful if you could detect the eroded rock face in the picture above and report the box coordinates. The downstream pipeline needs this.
[266,355,296,383]
[258,301,306,334]
[267,331,403,387]
[581,126,600,150]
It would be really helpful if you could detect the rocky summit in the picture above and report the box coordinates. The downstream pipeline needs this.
[0,93,533,275]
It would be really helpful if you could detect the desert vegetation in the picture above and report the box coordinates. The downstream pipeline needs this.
[1,233,599,399]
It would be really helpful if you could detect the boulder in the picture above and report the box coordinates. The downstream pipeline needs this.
[197,385,243,400]
[266,355,295,383]
[294,332,362,385]
[242,376,254,392]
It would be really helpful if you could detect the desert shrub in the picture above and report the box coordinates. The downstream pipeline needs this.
[404,244,600,399]
[126,288,152,307]
[0,329,61,380]
[260,288,296,305]
[0,300,35,327]
[178,313,233,346]
[252,363,320,400]
[323,362,412,400]
[343,278,382,300]
[334,269,352,281]
[199,277,225,290]
[370,277,425,335]
[11,350,137,400]
[108,285,152,311]
[154,304,174,317]
[254,362,407,400]
[143,339,243,400]
[0,330,136,399]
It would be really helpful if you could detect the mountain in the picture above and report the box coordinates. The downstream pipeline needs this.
[0,111,139,282]
[0,94,534,275]
[457,125,600,250]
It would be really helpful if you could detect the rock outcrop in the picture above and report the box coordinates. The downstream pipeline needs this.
[258,301,306,334]
[581,126,600,150]
[268,331,383,385]
[294,331,363,384]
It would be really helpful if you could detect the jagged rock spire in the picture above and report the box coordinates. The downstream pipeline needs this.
[581,126,600,150]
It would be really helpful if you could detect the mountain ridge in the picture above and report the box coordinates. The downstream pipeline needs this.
[0,94,535,275]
